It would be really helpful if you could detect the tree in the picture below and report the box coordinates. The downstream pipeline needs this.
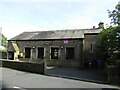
[0,34,8,52]
[100,2,120,65]
[1,34,8,48]
[100,26,120,64]
[108,1,120,26]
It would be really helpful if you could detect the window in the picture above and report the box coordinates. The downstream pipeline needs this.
[90,44,94,53]
[8,52,14,60]
[51,47,59,59]
[66,47,74,60]
[38,47,44,59]
[25,47,31,58]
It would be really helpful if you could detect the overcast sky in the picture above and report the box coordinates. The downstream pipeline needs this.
[0,0,119,39]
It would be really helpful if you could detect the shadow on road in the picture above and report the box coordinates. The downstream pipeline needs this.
[45,66,108,84]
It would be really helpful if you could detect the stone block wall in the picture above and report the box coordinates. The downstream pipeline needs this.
[107,61,120,86]
[8,34,103,69]
[8,39,83,68]
[1,60,44,74]
[83,34,102,66]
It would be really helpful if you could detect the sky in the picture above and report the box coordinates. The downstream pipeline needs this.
[0,0,119,39]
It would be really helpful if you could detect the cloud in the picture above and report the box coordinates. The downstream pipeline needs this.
[0,22,47,39]
[64,17,98,29]
[0,18,113,40]
[0,0,80,2]
[0,0,118,3]
[0,0,118,40]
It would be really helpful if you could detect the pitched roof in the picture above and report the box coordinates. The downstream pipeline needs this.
[10,28,102,40]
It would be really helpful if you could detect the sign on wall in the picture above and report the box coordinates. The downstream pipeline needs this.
[63,40,69,44]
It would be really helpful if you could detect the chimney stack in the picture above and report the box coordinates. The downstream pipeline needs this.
[93,26,95,29]
[98,22,104,29]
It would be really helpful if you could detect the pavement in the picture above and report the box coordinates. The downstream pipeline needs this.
[45,66,108,84]
[1,67,120,89]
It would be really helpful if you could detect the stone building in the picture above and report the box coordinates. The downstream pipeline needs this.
[8,25,103,68]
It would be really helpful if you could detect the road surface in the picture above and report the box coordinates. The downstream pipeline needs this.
[0,67,119,89]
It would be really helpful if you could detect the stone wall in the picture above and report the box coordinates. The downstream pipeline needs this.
[107,61,120,86]
[8,34,103,69]
[83,34,102,67]
[8,39,83,68]
[1,60,44,74]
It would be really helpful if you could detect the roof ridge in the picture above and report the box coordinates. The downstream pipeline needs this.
[9,28,102,40]
[23,28,100,33]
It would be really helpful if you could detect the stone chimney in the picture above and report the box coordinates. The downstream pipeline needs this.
[93,26,95,29]
[98,22,104,29]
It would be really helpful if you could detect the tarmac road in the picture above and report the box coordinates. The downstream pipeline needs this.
[0,67,119,89]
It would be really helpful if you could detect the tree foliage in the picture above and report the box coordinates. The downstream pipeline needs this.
[100,26,120,60]
[1,34,8,48]
[100,2,120,65]
[108,2,120,26]
[0,34,8,52]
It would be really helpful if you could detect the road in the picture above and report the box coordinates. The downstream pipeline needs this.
[0,67,119,89]
[45,66,108,83]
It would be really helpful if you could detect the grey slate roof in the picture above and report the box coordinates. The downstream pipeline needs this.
[10,28,102,40]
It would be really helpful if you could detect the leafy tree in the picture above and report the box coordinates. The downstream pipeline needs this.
[108,2,120,26]
[0,34,8,52]
[1,34,8,48]
[100,2,120,65]
[100,26,120,64]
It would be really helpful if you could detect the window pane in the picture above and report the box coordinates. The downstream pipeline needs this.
[38,47,44,59]
[25,47,31,58]
[8,52,14,60]
[90,44,94,53]
[51,48,59,59]
[66,47,74,60]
